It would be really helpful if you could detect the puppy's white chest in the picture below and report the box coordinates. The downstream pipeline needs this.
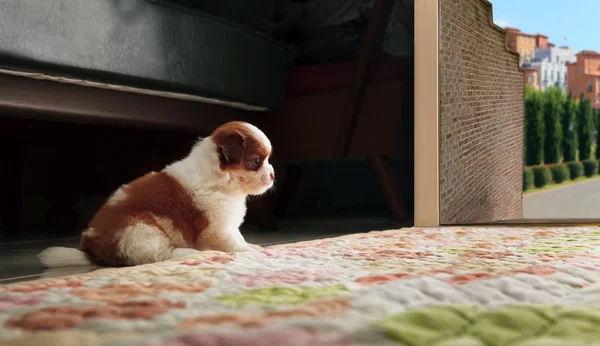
[203,196,246,230]
[226,200,247,225]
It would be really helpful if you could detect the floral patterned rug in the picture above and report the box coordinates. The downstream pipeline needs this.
[3,227,600,346]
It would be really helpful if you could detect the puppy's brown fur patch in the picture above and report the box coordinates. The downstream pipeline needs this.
[80,172,208,266]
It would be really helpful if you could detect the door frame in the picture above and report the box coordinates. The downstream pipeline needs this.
[414,0,440,227]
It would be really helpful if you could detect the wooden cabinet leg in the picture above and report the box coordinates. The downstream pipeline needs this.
[368,156,408,222]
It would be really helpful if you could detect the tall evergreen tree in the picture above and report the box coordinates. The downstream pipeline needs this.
[523,85,534,162]
[577,94,593,161]
[525,92,544,166]
[596,109,600,158]
[592,105,598,134]
[543,89,563,164]
[561,93,577,162]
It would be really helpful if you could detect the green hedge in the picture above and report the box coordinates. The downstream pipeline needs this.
[523,168,534,191]
[567,161,584,180]
[583,159,599,177]
[550,164,570,184]
[526,88,596,168]
[525,161,600,192]
[532,166,552,188]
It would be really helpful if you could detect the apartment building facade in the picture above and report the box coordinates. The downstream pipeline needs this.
[521,58,539,90]
[505,27,553,64]
[567,50,600,109]
[530,46,576,91]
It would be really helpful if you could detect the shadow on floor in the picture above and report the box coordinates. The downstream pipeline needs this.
[0,217,410,284]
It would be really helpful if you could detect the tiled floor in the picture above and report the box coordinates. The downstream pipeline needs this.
[0,217,408,284]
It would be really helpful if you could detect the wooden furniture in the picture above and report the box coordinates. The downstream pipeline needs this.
[256,0,411,226]
[0,0,411,235]
[0,74,250,235]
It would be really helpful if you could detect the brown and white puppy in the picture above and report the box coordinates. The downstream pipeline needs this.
[38,121,274,267]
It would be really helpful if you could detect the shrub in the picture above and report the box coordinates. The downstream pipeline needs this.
[523,168,534,191]
[583,159,599,177]
[567,161,584,180]
[549,164,569,184]
[532,166,552,188]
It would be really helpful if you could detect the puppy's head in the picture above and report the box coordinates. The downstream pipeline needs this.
[210,121,274,196]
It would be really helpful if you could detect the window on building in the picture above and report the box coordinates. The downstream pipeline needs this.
[528,75,533,84]
[580,67,583,76]
[588,82,593,93]
[551,71,555,81]
[556,56,559,63]
[519,48,523,55]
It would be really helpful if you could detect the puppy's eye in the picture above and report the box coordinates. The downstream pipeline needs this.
[253,158,262,166]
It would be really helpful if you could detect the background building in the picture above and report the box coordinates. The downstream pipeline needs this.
[530,46,576,91]
[567,50,600,109]
[521,57,539,90]
[505,27,553,64]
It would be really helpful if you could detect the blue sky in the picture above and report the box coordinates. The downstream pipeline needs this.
[489,0,599,53]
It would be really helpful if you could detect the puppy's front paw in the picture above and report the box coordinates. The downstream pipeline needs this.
[233,243,263,253]
[248,244,264,252]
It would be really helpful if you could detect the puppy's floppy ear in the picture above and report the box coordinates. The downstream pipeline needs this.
[216,133,245,167]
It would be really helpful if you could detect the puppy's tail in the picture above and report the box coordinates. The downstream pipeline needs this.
[38,247,93,267]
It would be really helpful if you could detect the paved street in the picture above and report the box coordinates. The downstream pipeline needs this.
[524,178,600,219]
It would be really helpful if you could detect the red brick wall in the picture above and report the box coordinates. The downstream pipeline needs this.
[439,0,524,224]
